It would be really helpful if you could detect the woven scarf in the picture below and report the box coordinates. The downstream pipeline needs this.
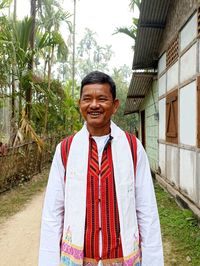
[60,121,141,266]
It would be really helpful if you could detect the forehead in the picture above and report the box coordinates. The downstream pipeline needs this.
[81,83,112,96]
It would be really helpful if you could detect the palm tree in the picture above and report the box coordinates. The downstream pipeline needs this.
[113,0,141,48]
[38,0,71,133]
[129,0,141,11]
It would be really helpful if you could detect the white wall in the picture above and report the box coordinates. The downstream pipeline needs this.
[180,149,196,201]
[158,53,166,75]
[166,145,179,186]
[159,143,166,176]
[158,73,166,97]
[197,152,200,207]
[180,81,196,146]
[167,62,179,91]
[180,12,197,52]
[180,44,197,83]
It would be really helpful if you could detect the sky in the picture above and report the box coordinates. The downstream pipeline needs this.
[14,0,137,70]
[71,0,135,69]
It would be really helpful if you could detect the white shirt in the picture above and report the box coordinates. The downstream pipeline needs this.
[38,136,164,266]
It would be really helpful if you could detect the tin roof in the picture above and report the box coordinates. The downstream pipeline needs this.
[124,72,156,114]
[132,0,171,70]
[124,0,171,114]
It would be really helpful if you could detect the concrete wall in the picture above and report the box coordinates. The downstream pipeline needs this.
[157,8,200,211]
[139,80,159,172]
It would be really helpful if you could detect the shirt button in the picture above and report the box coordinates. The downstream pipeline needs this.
[99,227,101,231]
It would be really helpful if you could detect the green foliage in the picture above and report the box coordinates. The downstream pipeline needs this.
[30,78,81,135]
[129,0,141,12]
[111,66,138,132]
[0,0,12,10]
[38,0,72,32]
[113,0,141,48]
[64,80,82,134]
[76,28,113,80]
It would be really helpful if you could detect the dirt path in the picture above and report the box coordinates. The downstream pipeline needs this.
[0,191,45,266]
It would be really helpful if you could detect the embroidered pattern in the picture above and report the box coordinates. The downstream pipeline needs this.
[82,238,141,266]
[123,239,141,266]
[60,227,84,266]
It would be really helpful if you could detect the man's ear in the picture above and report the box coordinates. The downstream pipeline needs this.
[113,98,120,114]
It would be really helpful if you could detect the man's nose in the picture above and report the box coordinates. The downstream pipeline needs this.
[90,99,99,108]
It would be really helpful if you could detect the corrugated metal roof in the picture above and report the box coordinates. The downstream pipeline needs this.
[132,0,171,70]
[124,72,156,114]
[124,0,170,114]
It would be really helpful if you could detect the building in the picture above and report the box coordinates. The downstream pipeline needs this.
[125,0,200,217]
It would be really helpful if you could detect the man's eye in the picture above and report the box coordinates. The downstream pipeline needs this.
[82,97,91,101]
[99,98,107,101]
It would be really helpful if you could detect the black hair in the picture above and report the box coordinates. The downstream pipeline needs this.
[80,71,116,99]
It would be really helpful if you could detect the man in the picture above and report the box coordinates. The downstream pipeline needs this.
[39,71,164,266]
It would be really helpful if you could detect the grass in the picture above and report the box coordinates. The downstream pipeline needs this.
[155,183,200,266]
[0,167,49,224]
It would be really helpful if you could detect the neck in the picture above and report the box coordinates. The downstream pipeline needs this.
[87,123,111,136]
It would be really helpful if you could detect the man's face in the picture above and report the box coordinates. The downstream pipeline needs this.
[79,83,119,135]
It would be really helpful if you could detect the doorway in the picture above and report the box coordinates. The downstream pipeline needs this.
[141,110,146,149]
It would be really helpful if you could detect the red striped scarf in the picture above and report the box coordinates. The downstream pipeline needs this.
[84,137,123,262]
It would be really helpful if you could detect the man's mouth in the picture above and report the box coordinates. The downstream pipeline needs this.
[88,111,102,118]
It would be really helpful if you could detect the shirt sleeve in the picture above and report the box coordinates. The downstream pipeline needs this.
[38,143,65,266]
[135,139,164,266]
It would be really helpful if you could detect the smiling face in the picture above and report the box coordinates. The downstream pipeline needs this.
[79,83,119,136]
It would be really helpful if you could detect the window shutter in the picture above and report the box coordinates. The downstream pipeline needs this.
[166,90,178,144]
[197,76,200,147]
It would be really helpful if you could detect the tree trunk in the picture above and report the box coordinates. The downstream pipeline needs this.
[43,45,54,135]
[25,0,37,120]
[72,0,76,97]
[11,73,16,119]
[11,0,17,119]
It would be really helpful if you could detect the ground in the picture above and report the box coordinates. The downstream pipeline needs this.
[0,191,44,266]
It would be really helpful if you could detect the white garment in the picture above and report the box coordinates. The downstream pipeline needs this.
[38,122,164,266]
